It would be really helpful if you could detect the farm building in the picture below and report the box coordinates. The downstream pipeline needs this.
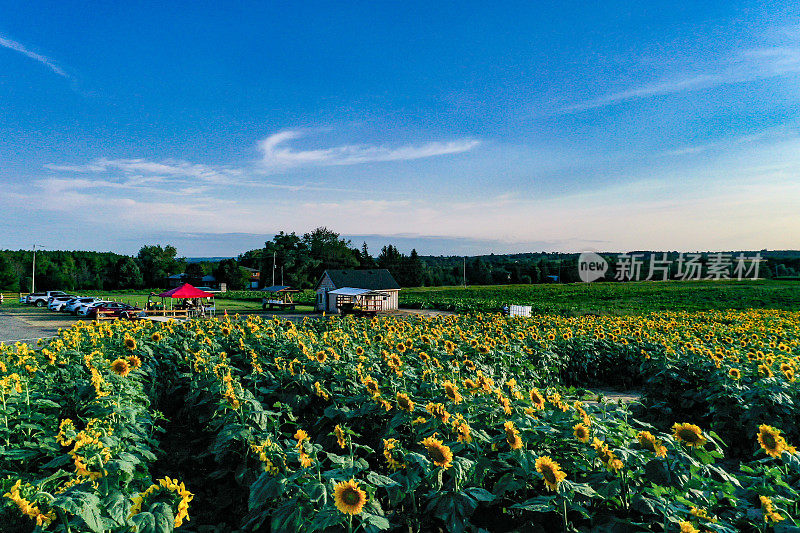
[315,269,401,313]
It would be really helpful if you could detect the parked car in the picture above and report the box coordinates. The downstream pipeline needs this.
[91,302,142,319]
[48,295,79,311]
[65,297,101,314]
[27,291,67,306]
[77,300,112,317]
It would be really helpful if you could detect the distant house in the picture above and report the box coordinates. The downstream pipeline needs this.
[166,273,219,289]
[241,267,260,289]
[315,269,401,313]
[166,273,188,288]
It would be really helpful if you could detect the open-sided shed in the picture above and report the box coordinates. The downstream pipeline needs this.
[315,269,400,313]
[327,287,391,316]
[260,285,298,310]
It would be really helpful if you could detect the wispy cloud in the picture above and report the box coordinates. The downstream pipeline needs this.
[661,128,792,157]
[0,34,67,78]
[561,46,800,113]
[259,129,480,168]
[44,156,375,195]
[44,158,243,184]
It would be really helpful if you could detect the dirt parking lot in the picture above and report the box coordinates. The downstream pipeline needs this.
[0,307,77,343]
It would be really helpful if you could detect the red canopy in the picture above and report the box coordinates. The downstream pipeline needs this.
[158,283,215,298]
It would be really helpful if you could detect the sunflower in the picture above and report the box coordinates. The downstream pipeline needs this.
[529,388,546,410]
[454,421,472,443]
[758,364,774,378]
[294,429,309,448]
[221,327,231,335]
[503,421,523,449]
[728,368,741,380]
[443,381,463,404]
[425,402,451,424]
[396,392,415,412]
[672,423,707,447]
[299,450,314,468]
[127,355,142,370]
[592,438,623,471]
[363,376,380,397]
[315,351,327,363]
[678,521,699,533]
[420,435,453,469]
[123,337,136,351]
[334,425,347,449]
[383,438,405,470]
[151,332,162,342]
[689,507,716,523]
[110,358,131,377]
[757,425,786,458]
[637,431,667,458]
[573,423,591,443]
[334,479,367,515]
[759,495,784,523]
[535,456,567,491]
[355,346,364,356]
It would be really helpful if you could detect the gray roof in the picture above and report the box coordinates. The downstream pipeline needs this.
[319,269,400,291]
[329,287,389,297]
[261,285,297,293]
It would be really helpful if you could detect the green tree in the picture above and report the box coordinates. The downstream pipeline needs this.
[260,232,320,289]
[214,259,247,290]
[0,255,19,291]
[137,245,181,288]
[302,227,359,280]
[115,257,143,289]
[185,263,205,285]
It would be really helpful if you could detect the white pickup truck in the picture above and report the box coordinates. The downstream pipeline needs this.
[26,291,68,307]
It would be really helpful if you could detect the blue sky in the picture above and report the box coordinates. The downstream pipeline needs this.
[1,2,799,256]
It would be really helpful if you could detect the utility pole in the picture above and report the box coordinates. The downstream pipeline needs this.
[31,244,44,293]
[272,251,276,286]
[463,257,466,288]
[281,266,284,286]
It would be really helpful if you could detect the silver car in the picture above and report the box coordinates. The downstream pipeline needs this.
[64,297,101,314]
[48,295,78,311]
[77,300,112,317]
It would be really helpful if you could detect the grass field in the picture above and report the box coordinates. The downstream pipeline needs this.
[400,279,800,315]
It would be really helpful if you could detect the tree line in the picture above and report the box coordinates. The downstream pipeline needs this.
[2,230,799,292]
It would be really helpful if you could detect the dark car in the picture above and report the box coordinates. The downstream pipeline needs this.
[91,302,142,319]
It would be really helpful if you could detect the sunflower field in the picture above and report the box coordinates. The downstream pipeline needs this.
[1,309,799,532]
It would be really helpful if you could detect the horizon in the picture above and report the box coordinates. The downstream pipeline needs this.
[2,3,800,253]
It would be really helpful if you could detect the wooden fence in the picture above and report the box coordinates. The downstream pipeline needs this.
[95,309,193,322]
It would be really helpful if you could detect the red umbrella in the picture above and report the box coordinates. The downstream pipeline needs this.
[157,283,215,298]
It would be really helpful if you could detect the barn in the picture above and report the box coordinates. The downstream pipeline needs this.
[315,269,401,313]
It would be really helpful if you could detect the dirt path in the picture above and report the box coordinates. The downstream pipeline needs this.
[584,389,643,404]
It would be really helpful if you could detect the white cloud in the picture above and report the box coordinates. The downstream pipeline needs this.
[561,45,800,112]
[0,34,67,78]
[44,158,243,185]
[258,129,480,168]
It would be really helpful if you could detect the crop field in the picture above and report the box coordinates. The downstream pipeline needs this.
[400,280,800,315]
[1,305,799,532]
